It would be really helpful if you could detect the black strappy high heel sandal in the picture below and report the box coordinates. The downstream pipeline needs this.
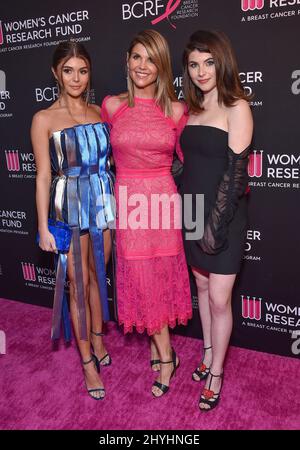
[192,345,212,382]
[91,330,112,370]
[198,369,223,412]
[82,355,105,400]
[152,348,179,398]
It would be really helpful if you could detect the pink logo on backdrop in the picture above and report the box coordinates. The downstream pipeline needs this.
[151,0,181,29]
[0,21,4,45]
[241,295,262,320]
[5,151,20,171]
[248,150,263,178]
[241,0,264,11]
[21,263,36,282]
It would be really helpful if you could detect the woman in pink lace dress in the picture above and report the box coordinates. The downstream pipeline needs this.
[101,30,192,397]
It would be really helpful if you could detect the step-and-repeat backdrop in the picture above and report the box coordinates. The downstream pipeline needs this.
[1,0,299,358]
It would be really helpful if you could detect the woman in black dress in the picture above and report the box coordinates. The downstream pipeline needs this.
[180,30,253,411]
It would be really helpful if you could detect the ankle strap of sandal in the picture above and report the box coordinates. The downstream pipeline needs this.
[82,356,94,365]
[160,347,176,365]
[209,370,223,378]
[91,330,104,336]
[203,345,212,351]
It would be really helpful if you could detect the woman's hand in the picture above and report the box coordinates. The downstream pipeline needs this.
[38,229,57,253]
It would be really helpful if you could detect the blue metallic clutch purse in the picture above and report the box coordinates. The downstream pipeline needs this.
[36,219,72,252]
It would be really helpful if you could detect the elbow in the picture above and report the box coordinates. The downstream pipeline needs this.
[36,173,51,189]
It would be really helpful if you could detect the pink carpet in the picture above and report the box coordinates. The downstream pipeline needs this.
[0,298,299,430]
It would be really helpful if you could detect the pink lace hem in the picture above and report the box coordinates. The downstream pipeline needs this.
[116,251,192,335]
[119,314,193,336]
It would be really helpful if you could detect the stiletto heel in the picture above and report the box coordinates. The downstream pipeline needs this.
[152,348,179,398]
[82,355,105,400]
[192,345,212,382]
[91,330,112,369]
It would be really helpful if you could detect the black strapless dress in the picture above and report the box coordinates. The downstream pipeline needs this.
[180,125,248,275]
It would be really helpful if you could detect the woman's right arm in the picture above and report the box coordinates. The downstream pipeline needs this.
[31,111,57,252]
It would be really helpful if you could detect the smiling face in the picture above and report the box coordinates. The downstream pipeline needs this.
[187,50,217,94]
[53,56,90,98]
[127,43,158,95]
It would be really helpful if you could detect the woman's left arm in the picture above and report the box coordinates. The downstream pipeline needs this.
[171,102,188,188]
[228,99,253,154]
[198,100,253,255]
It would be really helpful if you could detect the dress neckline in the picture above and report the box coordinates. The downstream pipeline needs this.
[134,96,156,102]
[185,124,228,134]
[49,121,106,140]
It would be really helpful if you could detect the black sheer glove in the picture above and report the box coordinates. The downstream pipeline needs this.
[171,152,184,188]
[198,145,251,255]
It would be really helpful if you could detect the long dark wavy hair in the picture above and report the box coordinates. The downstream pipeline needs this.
[183,30,250,113]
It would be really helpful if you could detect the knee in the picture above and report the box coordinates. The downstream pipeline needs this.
[69,277,89,303]
[209,294,231,315]
[89,265,98,286]
[195,277,209,294]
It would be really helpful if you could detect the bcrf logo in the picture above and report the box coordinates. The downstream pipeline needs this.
[242,295,262,320]
[122,0,181,28]
[241,0,264,11]
[35,86,59,102]
[122,0,165,19]
[248,150,263,178]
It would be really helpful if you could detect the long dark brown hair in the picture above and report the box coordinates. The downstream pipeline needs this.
[183,30,250,113]
[52,41,92,100]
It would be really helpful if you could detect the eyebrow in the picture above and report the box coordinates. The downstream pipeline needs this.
[131,51,152,59]
[189,56,214,63]
[62,64,88,69]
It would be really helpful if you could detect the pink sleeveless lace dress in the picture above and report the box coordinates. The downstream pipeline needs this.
[101,96,192,335]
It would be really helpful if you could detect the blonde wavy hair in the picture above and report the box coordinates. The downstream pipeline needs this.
[123,29,176,117]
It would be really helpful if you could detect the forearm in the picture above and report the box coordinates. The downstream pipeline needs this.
[198,146,250,254]
[36,175,51,232]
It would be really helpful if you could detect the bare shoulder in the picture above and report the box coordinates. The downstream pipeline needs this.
[171,100,186,124]
[31,109,51,158]
[104,94,127,113]
[227,99,253,153]
[172,100,185,115]
[32,101,63,121]
[90,103,101,113]
[31,108,52,130]
[228,99,252,123]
